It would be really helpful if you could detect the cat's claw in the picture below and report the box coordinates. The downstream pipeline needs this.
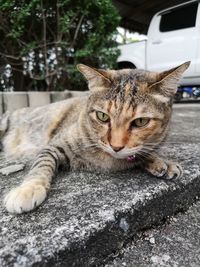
[4,183,47,214]
[165,162,183,180]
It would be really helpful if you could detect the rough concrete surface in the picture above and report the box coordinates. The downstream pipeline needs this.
[105,202,200,267]
[0,104,200,267]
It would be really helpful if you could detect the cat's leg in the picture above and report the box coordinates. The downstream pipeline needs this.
[144,153,183,180]
[4,145,69,213]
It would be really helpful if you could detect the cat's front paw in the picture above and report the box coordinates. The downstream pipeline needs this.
[145,158,168,178]
[4,182,47,214]
[145,158,183,180]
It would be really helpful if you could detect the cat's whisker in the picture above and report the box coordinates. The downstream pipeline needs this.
[145,140,192,145]
[141,147,155,153]
[66,137,98,144]
[145,141,178,145]
[139,150,152,157]
[137,155,148,164]
[72,143,99,152]
[142,150,156,157]
[136,151,151,161]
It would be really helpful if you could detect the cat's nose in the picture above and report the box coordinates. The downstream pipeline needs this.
[111,145,124,152]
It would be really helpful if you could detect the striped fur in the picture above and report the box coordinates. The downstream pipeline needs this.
[3,62,190,213]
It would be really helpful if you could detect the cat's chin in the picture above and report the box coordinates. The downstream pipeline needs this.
[104,150,135,160]
[113,154,136,161]
[111,154,128,159]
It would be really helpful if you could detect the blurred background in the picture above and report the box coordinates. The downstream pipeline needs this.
[0,0,199,102]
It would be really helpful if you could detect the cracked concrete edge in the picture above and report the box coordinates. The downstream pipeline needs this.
[38,173,200,267]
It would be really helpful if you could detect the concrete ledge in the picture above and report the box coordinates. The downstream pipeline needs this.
[50,91,71,103]
[28,92,51,107]
[0,105,199,267]
[0,145,200,267]
[0,91,88,112]
[69,90,89,98]
[50,90,88,103]
[3,92,28,112]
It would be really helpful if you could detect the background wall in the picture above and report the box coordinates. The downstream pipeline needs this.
[0,91,88,114]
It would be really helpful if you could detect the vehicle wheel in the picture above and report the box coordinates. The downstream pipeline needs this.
[117,62,136,69]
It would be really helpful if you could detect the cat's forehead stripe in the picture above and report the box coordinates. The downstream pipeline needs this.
[106,100,114,114]
[106,74,139,101]
[134,105,164,119]
[119,77,137,97]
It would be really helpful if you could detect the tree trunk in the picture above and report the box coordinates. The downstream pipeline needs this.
[10,60,32,91]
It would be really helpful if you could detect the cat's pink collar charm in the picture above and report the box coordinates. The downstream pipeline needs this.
[127,155,136,162]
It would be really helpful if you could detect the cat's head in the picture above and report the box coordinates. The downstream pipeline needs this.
[77,62,190,159]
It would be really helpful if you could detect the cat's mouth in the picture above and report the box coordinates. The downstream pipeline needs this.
[108,152,136,161]
[99,142,138,160]
[127,155,136,162]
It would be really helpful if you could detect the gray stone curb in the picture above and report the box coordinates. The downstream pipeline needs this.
[0,143,199,267]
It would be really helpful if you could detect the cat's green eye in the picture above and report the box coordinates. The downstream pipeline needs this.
[132,118,150,128]
[96,111,110,123]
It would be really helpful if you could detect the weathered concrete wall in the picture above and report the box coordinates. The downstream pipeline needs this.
[3,92,28,113]
[28,92,51,108]
[0,90,88,113]
[50,91,71,103]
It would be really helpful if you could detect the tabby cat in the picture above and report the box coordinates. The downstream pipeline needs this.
[2,62,190,213]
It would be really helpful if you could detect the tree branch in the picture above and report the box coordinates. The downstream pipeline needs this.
[12,66,57,81]
[0,53,21,60]
[41,0,49,88]
[70,13,85,49]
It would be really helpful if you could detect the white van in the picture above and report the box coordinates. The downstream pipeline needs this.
[118,0,200,85]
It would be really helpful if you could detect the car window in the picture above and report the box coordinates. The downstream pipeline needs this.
[160,2,198,32]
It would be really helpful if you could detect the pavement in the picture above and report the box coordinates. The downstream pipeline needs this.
[105,201,200,267]
[0,103,200,267]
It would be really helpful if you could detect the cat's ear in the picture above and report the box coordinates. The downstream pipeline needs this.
[77,64,111,91]
[149,61,190,99]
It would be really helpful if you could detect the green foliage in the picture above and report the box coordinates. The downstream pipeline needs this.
[0,0,121,91]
